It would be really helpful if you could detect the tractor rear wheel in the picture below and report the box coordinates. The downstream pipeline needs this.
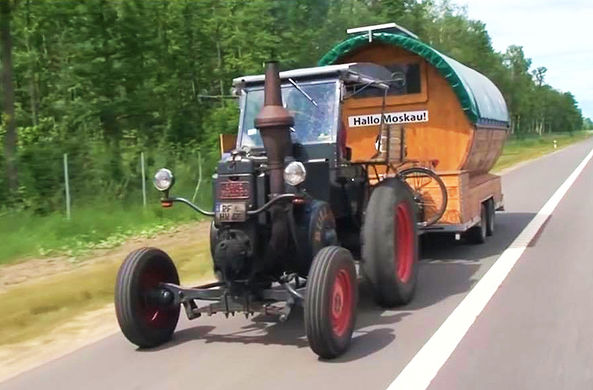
[362,179,419,307]
[304,246,357,359]
[115,247,180,348]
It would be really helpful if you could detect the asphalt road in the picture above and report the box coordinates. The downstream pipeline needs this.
[3,138,593,390]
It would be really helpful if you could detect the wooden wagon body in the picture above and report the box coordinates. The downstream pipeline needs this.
[319,28,508,232]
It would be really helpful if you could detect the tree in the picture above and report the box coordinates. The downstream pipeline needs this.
[0,0,585,212]
[1,0,18,194]
[532,66,547,87]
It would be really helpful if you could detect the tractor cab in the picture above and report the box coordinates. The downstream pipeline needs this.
[232,63,391,163]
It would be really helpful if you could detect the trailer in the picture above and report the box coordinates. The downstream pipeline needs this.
[113,23,509,359]
[319,23,508,242]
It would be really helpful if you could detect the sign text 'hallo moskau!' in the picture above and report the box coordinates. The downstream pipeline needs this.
[348,110,429,127]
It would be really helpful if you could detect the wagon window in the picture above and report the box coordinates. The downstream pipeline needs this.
[353,63,421,98]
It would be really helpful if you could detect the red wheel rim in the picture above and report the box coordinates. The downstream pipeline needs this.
[395,203,414,283]
[139,265,176,328]
[330,269,353,337]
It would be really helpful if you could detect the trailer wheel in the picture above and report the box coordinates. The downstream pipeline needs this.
[466,203,487,244]
[305,246,357,359]
[362,179,418,307]
[115,248,180,348]
[486,199,495,236]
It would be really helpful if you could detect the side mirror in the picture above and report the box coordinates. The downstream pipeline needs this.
[219,133,238,157]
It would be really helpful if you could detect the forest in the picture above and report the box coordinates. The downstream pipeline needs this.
[0,0,589,217]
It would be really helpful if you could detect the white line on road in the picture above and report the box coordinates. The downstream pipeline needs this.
[387,146,593,390]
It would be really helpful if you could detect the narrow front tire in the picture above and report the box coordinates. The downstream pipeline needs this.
[304,246,357,359]
[115,247,180,348]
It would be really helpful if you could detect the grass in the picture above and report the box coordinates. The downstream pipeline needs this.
[0,229,213,346]
[0,175,214,266]
[493,131,592,172]
[0,204,184,264]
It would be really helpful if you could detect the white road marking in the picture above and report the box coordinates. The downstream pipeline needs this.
[387,147,593,390]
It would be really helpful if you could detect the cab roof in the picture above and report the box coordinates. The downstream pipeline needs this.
[232,63,391,92]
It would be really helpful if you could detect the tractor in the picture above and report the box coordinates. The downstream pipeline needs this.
[114,60,447,359]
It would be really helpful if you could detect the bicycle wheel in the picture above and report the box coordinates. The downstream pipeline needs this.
[398,167,447,227]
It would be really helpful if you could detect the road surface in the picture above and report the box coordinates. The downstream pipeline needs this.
[2,138,593,390]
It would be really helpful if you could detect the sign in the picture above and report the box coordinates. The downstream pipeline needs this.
[348,110,428,128]
[215,202,247,222]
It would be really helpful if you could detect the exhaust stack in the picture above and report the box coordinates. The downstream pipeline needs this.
[254,62,294,195]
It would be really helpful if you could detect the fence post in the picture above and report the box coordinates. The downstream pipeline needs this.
[63,153,71,220]
[192,150,203,203]
[141,151,147,208]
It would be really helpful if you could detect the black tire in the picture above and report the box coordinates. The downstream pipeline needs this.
[115,247,180,348]
[304,246,357,359]
[398,167,448,227]
[209,222,223,281]
[466,203,487,244]
[362,179,419,307]
[486,199,495,236]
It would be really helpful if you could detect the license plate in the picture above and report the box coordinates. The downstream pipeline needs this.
[215,202,247,222]
[218,181,250,200]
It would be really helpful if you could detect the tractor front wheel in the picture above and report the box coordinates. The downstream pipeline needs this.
[115,247,180,348]
[304,246,357,359]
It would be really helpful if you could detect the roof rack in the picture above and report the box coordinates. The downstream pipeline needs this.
[346,22,418,42]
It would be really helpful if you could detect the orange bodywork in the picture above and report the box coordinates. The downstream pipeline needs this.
[338,43,505,226]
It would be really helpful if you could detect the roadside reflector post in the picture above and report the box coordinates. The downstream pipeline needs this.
[553,140,557,149]
[63,153,71,220]
[141,152,147,208]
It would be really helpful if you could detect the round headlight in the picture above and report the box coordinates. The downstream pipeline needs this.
[284,161,307,186]
[153,168,175,192]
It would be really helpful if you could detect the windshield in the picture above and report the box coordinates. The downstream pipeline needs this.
[238,80,338,148]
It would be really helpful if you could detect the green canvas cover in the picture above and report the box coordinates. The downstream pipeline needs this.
[319,33,509,127]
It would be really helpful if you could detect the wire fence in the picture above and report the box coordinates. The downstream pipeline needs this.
[0,143,217,220]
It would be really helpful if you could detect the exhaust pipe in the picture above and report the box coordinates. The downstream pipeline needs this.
[255,62,294,196]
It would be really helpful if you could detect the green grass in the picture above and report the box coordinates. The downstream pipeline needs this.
[493,131,592,172]
[0,202,203,265]
[0,233,213,346]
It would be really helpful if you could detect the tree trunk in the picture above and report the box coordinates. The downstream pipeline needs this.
[1,0,18,193]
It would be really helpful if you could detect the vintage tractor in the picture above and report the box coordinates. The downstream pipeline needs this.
[115,23,508,359]
[114,60,447,359]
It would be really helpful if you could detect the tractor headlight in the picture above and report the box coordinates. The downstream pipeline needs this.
[153,168,175,192]
[284,161,306,186]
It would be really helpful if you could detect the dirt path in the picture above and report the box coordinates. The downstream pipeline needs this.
[0,221,210,293]
[0,220,213,383]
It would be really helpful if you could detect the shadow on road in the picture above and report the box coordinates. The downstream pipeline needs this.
[141,212,536,362]
[407,212,536,311]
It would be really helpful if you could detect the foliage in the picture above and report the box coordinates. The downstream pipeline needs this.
[493,131,592,172]
[0,0,585,217]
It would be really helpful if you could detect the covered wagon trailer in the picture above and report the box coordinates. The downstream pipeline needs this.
[319,24,508,241]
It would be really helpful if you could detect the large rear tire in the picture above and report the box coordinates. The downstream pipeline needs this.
[304,246,357,359]
[362,179,419,307]
[115,248,180,348]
